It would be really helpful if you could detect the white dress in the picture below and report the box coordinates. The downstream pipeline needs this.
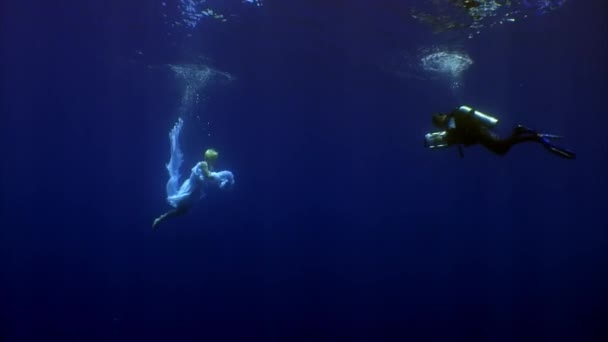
[164,118,235,208]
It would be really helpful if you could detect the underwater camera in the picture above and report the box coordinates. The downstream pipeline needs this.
[424,131,449,149]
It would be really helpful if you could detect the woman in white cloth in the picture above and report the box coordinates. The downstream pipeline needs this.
[153,118,235,230]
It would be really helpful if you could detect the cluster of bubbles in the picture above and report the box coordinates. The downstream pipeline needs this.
[522,0,567,15]
[243,0,263,7]
[420,47,473,92]
[155,2,259,136]
[388,0,566,94]
[410,0,567,38]
[162,0,263,31]
[382,46,473,92]
[169,63,234,119]
[420,50,474,79]
[178,0,226,28]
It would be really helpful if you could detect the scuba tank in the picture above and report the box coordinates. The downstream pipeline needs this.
[424,131,449,149]
[458,105,498,127]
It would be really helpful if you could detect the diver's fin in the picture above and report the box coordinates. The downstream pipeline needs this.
[536,133,575,159]
[540,139,576,160]
[547,145,576,159]
[538,133,563,140]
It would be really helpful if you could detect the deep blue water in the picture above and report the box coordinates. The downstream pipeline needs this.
[1,1,607,341]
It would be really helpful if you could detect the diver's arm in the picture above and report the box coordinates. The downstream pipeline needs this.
[444,112,464,146]
[447,116,456,130]
[198,161,222,185]
[211,170,235,189]
[199,161,212,178]
[443,113,458,137]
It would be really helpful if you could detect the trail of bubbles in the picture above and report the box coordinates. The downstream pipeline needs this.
[169,63,234,118]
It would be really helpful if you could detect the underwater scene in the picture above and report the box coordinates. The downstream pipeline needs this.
[1,0,607,341]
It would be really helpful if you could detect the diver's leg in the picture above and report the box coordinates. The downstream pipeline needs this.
[166,118,185,199]
[479,125,549,155]
[152,205,189,230]
[508,127,576,159]
[500,131,544,154]
[479,129,514,155]
[153,210,174,230]
[513,124,536,135]
[481,126,575,159]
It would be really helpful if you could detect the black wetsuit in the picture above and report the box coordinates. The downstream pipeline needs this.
[444,108,575,159]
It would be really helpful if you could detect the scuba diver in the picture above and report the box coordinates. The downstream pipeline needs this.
[424,105,576,159]
[153,118,235,230]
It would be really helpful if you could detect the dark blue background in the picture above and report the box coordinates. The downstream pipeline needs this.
[1,1,607,341]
